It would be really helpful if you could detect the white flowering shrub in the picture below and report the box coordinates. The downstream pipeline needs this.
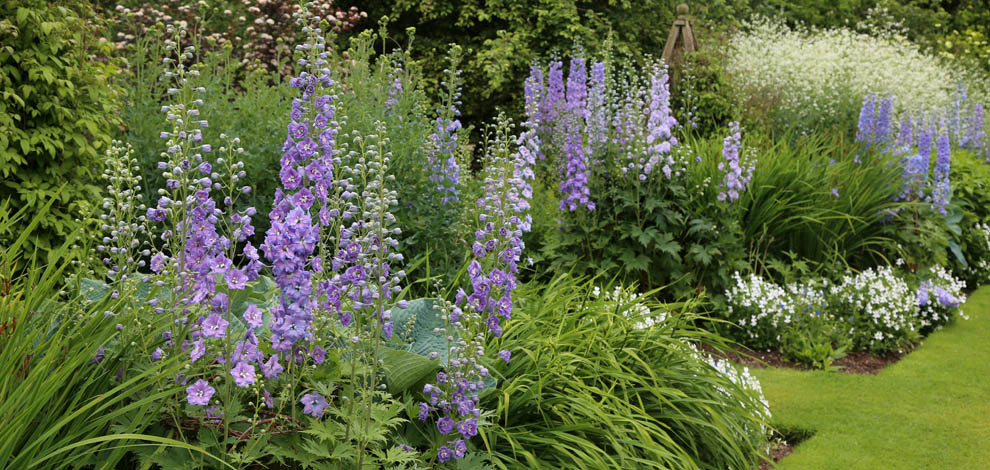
[725,17,989,133]
[724,272,831,350]
[592,283,771,441]
[590,284,667,329]
[829,266,920,352]
[685,342,772,445]
[916,265,968,332]
[725,264,968,356]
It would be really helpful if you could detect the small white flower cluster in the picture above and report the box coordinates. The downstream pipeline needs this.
[683,342,771,442]
[829,266,918,349]
[725,264,967,353]
[590,285,666,328]
[724,272,829,349]
[725,16,989,132]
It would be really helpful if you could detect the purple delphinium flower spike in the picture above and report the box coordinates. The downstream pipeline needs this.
[559,56,593,212]
[856,94,876,146]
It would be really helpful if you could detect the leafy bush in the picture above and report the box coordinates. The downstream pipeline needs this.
[0,0,121,265]
[947,150,990,285]
[481,274,770,469]
[671,42,742,138]
[351,0,754,132]
[114,22,471,287]
[106,0,366,73]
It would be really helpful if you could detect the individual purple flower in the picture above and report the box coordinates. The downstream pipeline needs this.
[498,349,511,363]
[225,268,247,290]
[151,347,163,362]
[186,379,215,406]
[301,392,328,418]
[150,253,168,273]
[437,446,453,463]
[437,416,455,434]
[261,354,284,379]
[311,346,326,364]
[201,313,228,339]
[418,402,430,421]
[452,439,467,459]
[91,346,105,365]
[190,338,206,362]
[243,304,263,329]
[231,362,256,387]
[457,417,478,438]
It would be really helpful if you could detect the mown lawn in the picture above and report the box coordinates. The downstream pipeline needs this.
[753,286,990,469]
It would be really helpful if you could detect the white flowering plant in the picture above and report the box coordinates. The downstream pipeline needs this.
[916,264,968,334]
[724,263,968,359]
[828,266,921,353]
[725,16,990,134]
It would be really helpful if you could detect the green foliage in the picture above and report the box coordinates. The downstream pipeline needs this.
[733,132,918,273]
[779,311,850,371]
[480,274,770,469]
[946,150,990,285]
[349,0,751,130]
[671,40,741,138]
[0,0,121,266]
[0,201,211,470]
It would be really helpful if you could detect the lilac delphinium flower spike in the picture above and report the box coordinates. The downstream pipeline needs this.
[856,94,876,146]
[541,60,565,134]
[262,10,342,358]
[426,45,464,204]
[643,63,677,179]
[586,61,609,159]
[420,115,530,462]
[717,122,752,203]
[931,130,952,215]
[559,56,593,212]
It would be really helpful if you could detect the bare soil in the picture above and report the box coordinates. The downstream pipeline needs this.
[699,342,915,375]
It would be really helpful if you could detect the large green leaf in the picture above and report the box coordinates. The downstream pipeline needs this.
[381,348,440,395]
[389,298,452,363]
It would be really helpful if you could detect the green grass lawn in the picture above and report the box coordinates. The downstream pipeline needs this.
[752,286,990,469]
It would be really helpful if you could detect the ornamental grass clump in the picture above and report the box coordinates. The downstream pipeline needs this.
[482,274,771,470]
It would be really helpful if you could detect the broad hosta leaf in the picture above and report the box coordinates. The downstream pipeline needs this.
[382,349,440,395]
[79,278,110,303]
[390,298,452,362]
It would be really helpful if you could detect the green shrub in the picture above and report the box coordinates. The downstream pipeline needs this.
[0,0,121,266]
[349,0,752,132]
[947,150,990,285]
[482,274,770,469]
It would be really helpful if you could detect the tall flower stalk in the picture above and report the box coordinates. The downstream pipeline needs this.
[419,114,529,463]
